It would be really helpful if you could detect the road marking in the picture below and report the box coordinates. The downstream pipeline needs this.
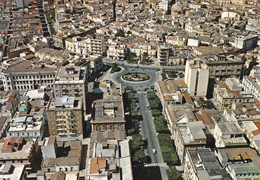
[144,163,169,168]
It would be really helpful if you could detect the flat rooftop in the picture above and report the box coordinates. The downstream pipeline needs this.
[217,122,243,134]
[93,100,125,123]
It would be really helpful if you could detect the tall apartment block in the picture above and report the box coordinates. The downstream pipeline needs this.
[185,59,209,96]
[53,66,88,110]
[46,96,84,141]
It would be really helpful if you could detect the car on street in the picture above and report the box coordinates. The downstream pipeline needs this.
[153,149,157,154]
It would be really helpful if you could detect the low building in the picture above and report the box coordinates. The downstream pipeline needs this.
[214,78,255,110]
[0,164,27,180]
[85,140,133,180]
[156,80,189,110]
[46,97,84,141]
[174,121,207,164]
[164,104,194,134]
[0,137,41,174]
[41,137,82,176]
[0,90,20,118]
[241,121,260,153]
[215,147,260,180]
[6,116,44,140]
[214,122,247,148]
[184,148,231,180]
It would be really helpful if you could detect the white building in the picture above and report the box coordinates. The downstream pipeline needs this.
[1,60,57,91]
[107,44,126,60]
[234,34,258,50]
[6,116,44,140]
[86,55,103,73]
[214,122,247,148]
[185,59,209,96]
[159,0,169,12]
[53,66,88,110]
[0,164,26,180]
[242,76,260,101]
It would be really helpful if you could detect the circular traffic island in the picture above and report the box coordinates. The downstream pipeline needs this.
[122,72,150,82]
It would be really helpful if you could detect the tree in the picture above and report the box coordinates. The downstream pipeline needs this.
[167,166,182,180]
[115,29,125,37]
[110,63,121,73]
[132,150,146,163]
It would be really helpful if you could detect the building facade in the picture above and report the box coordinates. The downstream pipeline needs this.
[46,97,84,141]
[185,59,209,96]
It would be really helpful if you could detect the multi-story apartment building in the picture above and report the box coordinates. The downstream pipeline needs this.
[184,148,231,180]
[46,96,84,141]
[91,97,126,142]
[86,55,103,73]
[157,44,173,66]
[107,44,126,60]
[242,76,260,101]
[1,60,57,91]
[174,121,207,164]
[234,34,258,51]
[185,59,209,96]
[52,34,66,49]
[202,55,244,79]
[53,66,88,110]
[90,34,107,56]
[214,78,255,110]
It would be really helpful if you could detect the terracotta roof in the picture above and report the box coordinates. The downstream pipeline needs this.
[256,103,260,111]
[246,77,255,82]
[90,157,106,174]
[7,97,14,103]
[254,122,260,129]
[252,129,260,136]
[250,110,260,115]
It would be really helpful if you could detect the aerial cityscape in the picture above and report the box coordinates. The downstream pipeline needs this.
[0,0,259,179]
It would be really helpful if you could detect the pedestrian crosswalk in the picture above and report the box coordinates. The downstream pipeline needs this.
[144,163,168,168]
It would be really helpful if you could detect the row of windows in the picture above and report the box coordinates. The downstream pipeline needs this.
[6,74,55,80]
[96,125,120,131]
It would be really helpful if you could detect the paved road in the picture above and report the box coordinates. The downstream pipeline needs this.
[137,91,168,180]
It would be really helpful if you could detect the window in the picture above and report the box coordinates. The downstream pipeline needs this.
[48,168,50,172]
[118,125,120,130]
[103,125,107,131]
[110,125,114,130]
[96,126,100,131]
